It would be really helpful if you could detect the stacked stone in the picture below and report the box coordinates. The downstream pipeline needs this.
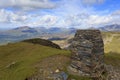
[69,30,105,78]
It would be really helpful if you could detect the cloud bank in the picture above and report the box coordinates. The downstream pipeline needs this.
[0,0,56,10]
[0,0,120,29]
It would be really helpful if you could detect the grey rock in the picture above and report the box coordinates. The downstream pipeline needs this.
[53,72,68,80]
[69,30,105,78]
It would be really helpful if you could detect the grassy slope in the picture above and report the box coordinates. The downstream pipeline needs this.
[0,42,92,80]
[102,32,120,72]
[0,32,120,80]
[102,32,120,53]
[0,42,70,80]
[105,52,120,68]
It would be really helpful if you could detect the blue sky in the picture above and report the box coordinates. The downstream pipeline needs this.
[0,0,120,29]
[94,0,120,11]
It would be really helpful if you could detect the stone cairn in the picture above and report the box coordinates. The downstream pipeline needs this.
[69,30,106,79]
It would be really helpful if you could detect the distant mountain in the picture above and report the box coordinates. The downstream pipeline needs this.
[48,27,62,33]
[13,26,37,33]
[13,26,30,30]
[68,27,77,34]
[0,24,120,45]
[0,26,76,45]
[98,24,120,31]
[0,26,39,45]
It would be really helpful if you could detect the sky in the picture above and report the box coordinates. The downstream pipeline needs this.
[0,0,120,29]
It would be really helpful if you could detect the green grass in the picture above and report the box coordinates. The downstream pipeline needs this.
[102,32,120,68]
[0,31,120,80]
[0,42,70,80]
[105,37,120,53]
[102,32,120,53]
[105,52,120,68]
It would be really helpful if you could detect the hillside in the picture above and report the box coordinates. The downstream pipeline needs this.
[0,42,70,80]
[0,32,120,80]
[0,41,96,80]
[52,32,120,54]
[0,24,120,45]
[0,26,76,45]
[102,32,120,53]
[22,38,61,49]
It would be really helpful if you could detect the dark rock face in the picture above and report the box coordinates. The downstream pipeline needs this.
[22,38,61,49]
[69,30,105,78]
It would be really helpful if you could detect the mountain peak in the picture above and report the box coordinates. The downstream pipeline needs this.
[20,26,30,28]
[98,24,120,31]
[13,26,31,30]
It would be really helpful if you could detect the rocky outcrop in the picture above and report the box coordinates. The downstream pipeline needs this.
[22,38,61,49]
[69,30,105,79]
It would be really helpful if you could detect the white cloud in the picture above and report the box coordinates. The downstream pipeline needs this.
[0,0,120,29]
[0,0,56,10]
[26,15,58,27]
[0,9,9,23]
[111,10,120,16]
[0,9,31,24]
[87,15,112,25]
[1,8,119,29]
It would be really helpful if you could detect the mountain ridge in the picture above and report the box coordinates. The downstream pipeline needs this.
[98,24,120,31]
[0,24,120,45]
